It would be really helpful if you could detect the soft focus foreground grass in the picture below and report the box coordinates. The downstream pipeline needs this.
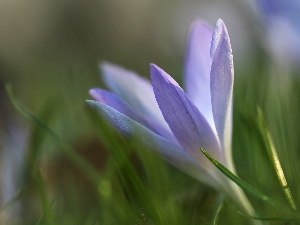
[233,50,300,223]
[9,94,251,225]
[6,51,300,224]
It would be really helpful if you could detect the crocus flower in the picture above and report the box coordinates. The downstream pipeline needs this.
[255,0,300,66]
[87,19,253,214]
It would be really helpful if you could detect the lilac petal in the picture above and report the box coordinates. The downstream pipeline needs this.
[210,20,257,216]
[184,20,216,131]
[89,88,175,140]
[89,88,152,130]
[86,99,219,188]
[210,19,234,168]
[151,64,222,164]
[100,62,168,129]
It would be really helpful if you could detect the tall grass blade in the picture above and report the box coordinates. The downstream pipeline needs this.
[211,194,224,225]
[257,107,297,210]
[200,148,297,218]
[6,84,101,184]
[33,167,55,225]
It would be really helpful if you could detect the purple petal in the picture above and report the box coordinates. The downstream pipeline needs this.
[100,62,168,129]
[184,20,216,131]
[89,88,175,140]
[86,99,218,188]
[151,64,222,164]
[210,19,234,168]
[89,88,152,130]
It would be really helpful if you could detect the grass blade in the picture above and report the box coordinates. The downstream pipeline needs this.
[257,107,297,210]
[6,84,101,184]
[210,194,224,225]
[34,167,55,225]
[237,210,297,221]
[200,148,298,218]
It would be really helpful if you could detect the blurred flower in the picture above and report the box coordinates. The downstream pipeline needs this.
[0,117,27,224]
[87,19,253,213]
[0,84,28,224]
[256,0,300,66]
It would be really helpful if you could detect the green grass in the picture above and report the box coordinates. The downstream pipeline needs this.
[4,54,300,225]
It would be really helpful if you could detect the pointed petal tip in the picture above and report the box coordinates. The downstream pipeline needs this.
[150,63,181,89]
[99,60,115,69]
[89,87,109,100]
[215,18,229,36]
[150,63,159,82]
[215,19,229,33]
[99,61,121,76]
[150,63,161,79]
[86,99,96,105]
[100,61,137,82]
[89,88,112,104]
[210,19,231,58]
[149,63,159,73]
[99,61,112,73]
[216,18,225,26]
[88,88,98,97]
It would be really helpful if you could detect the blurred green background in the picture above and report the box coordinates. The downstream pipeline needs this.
[1,0,260,144]
[1,0,300,224]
